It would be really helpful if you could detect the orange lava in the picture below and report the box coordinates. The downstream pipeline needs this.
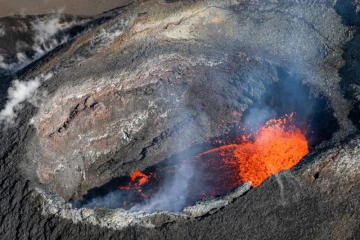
[233,114,309,187]
[119,170,149,190]
[115,113,309,209]
[130,170,149,185]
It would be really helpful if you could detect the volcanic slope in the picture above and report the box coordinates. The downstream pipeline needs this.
[0,0,360,239]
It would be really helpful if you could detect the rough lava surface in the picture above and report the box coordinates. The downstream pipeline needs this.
[0,0,360,239]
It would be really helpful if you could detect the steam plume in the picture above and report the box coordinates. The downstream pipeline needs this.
[0,73,52,124]
[0,14,73,75]
[131,164,195,212]
[0,25,5,37]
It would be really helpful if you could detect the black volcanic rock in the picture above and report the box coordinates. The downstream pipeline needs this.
[0,0,360,239]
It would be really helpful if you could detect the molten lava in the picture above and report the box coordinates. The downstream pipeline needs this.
[234,114,309,187]
[105,114,308,210]
[119,171,149,190]
[130,171,149,185]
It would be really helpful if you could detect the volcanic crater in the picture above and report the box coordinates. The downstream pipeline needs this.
[26,53,343,223]
[22,0,357,227]
[1,0,360,238]
[68,68,339,212]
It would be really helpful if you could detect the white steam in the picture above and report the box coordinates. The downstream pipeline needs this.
[31,16,70,55]
[0,15,71,75]
[0,25,5,37]
[32,17,61,45]
[80,163,195,212]
[0,73,52,124]
[243,107,275,130]
[131,165,195,212]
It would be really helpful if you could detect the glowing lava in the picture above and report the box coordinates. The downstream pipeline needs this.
[234,114,309,187]
[130,171,149,185]
[109,114,309,210]
[119,170,151,190]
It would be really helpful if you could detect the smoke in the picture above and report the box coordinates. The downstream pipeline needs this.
[32,16,61,44]
[0,14,72,75]
[76,157,196,212]
[31,15,70,54]
[130,163,195,212]
[274,173,286,206]
[274,171,304,206]
[0,25,5,37]
[243,107,275,131]
[0,73,52,124]
[0,55,12,70]
[0,13,126,75]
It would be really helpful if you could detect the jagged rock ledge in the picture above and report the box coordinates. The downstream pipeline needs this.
[35,182,252,230]
[33,133,360,231]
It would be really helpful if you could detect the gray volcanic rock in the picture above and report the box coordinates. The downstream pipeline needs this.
[0,0,360,239]
[25,0,354,201]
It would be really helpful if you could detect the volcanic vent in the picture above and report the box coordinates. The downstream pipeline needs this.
[0,0,359,238]
[20,0,355,231]
[72,114,307,211]
[67,68,338,212]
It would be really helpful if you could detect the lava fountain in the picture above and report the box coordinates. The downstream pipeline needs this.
[76,113,309,211]
[232,113,309,187]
